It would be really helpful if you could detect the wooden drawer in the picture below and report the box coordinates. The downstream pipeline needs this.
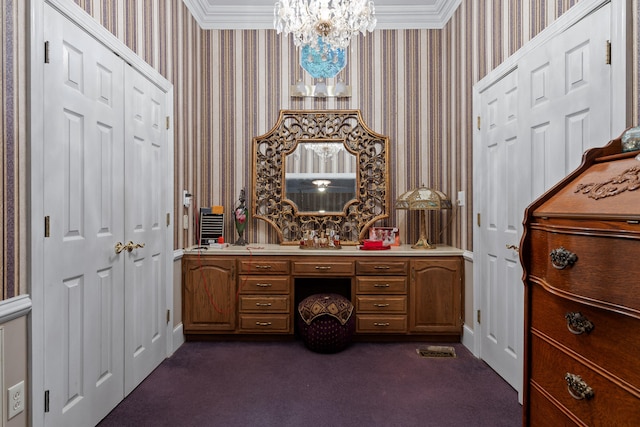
[531,284,640,388]
[530,333,640,425]
[355,260,408,275]
[356,296,406,313]
[238,259,290,275]
[292,260,354,275]
[239,314,290,333]
[239,295,290,313]
[356,276,407,294]
[528,228,640,312]
[238,276,290,294]
[356,314,407,333]
[527,385,582,427]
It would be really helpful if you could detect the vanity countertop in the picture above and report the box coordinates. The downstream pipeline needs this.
[183,243,464,257]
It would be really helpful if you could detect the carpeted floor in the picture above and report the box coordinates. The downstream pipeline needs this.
[98,341,522,427]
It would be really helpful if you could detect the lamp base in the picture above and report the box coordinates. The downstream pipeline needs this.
[411,236,436,250]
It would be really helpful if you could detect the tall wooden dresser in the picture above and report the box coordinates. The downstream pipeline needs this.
[520,130,640,426]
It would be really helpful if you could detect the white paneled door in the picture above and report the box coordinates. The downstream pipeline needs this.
[42,4,170,426]
[475,2,613,400]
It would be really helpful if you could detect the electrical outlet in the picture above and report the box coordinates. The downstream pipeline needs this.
[8,380,25,419]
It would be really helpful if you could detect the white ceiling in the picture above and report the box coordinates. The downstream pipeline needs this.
[183,0,462,30]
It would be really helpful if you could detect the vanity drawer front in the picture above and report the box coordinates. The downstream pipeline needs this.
[239,314,290,333]
[356,315,407,333]
[530,333,640,425]
[293,260,354,275]
[239,296,290,313]
[528,228,640,311]
[356,276,407,294]
[239,259,290,275]
[531,284,640,388]
[356,296,407,313]
[238,276,290,294]
[355,260,408,275]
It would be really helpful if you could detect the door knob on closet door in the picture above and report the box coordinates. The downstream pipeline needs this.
[115,241,145,254]
[506,244,519,252]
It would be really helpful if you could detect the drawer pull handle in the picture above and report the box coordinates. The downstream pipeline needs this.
[256,303,272,307]
[315,266,331,270]
[374,266,391,270]
[374,283,390,288]
[565,373,594,400]
[255,321,272,326]
[550,247,578,270]
[565,312,594,335]
[255,265,273,270]
[255,283,273,287]
[373,322,390,327]
[374,303,390,308]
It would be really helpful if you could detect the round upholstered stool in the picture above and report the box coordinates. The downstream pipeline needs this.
[297,293,356,353]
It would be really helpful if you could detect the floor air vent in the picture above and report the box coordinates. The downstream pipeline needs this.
[417,346,457,358]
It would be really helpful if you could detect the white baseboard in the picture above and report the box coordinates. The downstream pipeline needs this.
[172,323,185,354]
[461,324,477,357]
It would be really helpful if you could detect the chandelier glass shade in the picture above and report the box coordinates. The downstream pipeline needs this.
[274,0,377,51]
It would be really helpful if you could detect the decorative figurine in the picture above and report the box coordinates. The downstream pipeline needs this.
[233,188,248,246]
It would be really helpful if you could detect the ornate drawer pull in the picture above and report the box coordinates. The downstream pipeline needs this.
[565,373,594,400]
[255,302,272,307]
[255,283,273,287]
[315,266,331,270]
[255,321,272,326]
[374,303,390,308]
[550,247,578,270]
[374,283,390,288]
[373,322,390,327]
[374,266,391,270]
[565,312,594,335]
[255,265,273,270]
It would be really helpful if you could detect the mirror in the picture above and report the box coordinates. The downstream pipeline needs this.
[284,141,357,214]
[253,110,390,245]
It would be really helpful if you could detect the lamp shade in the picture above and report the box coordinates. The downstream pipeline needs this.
[395,186,452,211]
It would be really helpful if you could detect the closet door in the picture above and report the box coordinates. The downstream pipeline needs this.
[123,66,168,395]
[42,4,126,426]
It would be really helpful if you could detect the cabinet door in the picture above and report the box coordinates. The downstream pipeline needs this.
[183,258,236,332]
[410,258,463,333]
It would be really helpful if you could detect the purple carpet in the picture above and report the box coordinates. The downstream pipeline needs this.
[98,341,521,426]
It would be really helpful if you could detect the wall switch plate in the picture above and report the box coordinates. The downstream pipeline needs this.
[8,380,25,419]
[457,191,465,207]
[183,214,189,230]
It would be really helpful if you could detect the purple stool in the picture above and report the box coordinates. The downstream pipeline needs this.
[297,293,355,353]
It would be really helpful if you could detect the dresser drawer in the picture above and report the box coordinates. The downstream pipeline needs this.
[238,259,290,275]
[531,284,640,388]
[356,296,407,313]
[528,228,640,312]
[238,276,290,294]
[292,260,354,275]
[530,333,640,425]
[356,315,407,333]
[239,295,290,313]
[528,385,582,427]
[356,276,407,294]
[239,314,290,333]
[355,260,408,275]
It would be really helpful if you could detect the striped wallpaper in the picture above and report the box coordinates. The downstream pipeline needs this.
[1,0,638,298]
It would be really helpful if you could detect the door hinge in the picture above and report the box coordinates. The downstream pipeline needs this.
[45,216,50,237]
[44,390,50,413]
[166,116,170,130]
[605,40,611,65]
[477,116,481,130]
[477,309,481,324]
[477,213,481,227]
[166,213,171,227]
[166,309,171,324]
[44,41,50,63]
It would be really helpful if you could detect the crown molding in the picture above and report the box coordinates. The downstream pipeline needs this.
[182,0,462,30]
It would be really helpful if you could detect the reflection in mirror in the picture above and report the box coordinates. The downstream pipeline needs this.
[285,141,357,213]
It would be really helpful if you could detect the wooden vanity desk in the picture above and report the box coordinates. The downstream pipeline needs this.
[182,244,464,341]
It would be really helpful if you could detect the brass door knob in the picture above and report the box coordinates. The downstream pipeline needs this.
[115,241,145,254]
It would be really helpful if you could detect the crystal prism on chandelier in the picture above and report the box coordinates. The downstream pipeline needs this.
[274,0,377,50]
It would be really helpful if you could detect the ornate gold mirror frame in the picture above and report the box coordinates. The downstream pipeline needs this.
[252,110,390,245]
